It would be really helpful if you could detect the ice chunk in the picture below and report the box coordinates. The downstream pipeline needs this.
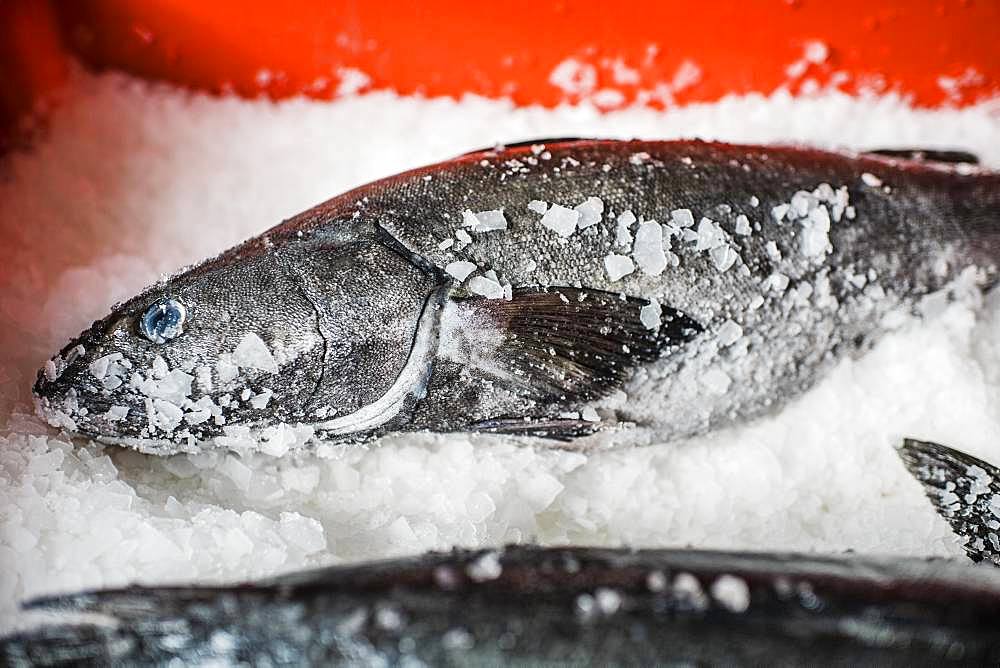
[463,208,507,232]
[151,355,169,379]
[260,423,301,457]
[88,353,123,380]
[105,405,129,421]
[136,369,195,404]
[764,272,790,293]
[438,238,454,250]
[595,588,622,615]
[694,218,725,251]
[734,214,751,236]
[184,397,214,425]
[455,229,472,245]
[250,388,273,409]
[633,222,668,276]
[710,245,738,272]
[468,275,504,299]
[804,40,828,63]
[701,368,732,395]
[445,261,477,282]
[217,355,239,384]
[771,203,790,222]
[861,172,882,187]
[466,551,503,581]
[518,473,564,511]
[717,319,743,346]
[528,199,548,214]
[711,574,750,612]
[278,513,326,554]
[540,204,580,237]
[673,573,708,609]
[219,453,253,491]
[670,209,695,227]
[615,210,636,248]
[150,398,184,432]
[800,205,832,257]
[234,333,279,374]
[574,196,604,228]
[640,298,662,330]
[790,190,816,217]
[604,254,635,281]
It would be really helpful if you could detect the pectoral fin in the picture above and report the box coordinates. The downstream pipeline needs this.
[463,287,702,402]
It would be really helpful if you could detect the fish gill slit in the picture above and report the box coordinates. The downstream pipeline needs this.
[277,257,329,412]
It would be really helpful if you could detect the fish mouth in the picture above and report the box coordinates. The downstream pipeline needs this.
[31,329,138,440]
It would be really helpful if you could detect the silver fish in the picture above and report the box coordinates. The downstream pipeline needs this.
[5,545,1000,666]
[32,140,1000,454]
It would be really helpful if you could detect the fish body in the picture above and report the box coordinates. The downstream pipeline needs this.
[32,140,1000,454]
[5,545,1000,666]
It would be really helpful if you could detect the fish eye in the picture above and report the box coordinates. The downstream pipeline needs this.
[139,298,187,344]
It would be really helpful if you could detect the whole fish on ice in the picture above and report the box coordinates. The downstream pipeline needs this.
[5,545,1000,666]
[32,139,1000,454]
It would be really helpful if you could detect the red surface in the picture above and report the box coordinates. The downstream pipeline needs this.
[2,0,999,144]
[0,0,69,148]
[51,0,1000,107]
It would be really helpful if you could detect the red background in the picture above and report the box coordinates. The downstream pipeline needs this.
[2,0,999,145]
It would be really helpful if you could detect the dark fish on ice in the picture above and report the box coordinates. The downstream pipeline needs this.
[32,139,1000,454]
[5,545,1000,666]
[898,438,1000,566]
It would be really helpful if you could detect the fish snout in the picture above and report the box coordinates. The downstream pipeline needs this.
[33,334,135,438]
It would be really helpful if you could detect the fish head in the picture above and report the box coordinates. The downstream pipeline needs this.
[32,225,446,453]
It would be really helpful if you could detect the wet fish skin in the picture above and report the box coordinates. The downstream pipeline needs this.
[5,545,1000,667]
[32,140,1000,453]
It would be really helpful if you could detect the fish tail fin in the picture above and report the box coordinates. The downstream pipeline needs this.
[897,438,1000,565]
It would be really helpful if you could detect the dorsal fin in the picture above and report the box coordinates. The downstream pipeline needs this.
[463,286,702,402]
[865,148,979,165]
[457,137,594,158]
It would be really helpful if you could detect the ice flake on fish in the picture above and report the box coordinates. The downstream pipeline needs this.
[233,333,279,374]
[640,298,662,330]
[446,260,478,282]
[615,210,636,249]
[604,253,635,281]
[527,200,548,214]
[462,208,508,232]
[574,196,604,228]
[539,204,580,237]
[468,274,505,299]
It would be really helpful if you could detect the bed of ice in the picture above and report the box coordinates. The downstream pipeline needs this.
[1,71,999,632]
